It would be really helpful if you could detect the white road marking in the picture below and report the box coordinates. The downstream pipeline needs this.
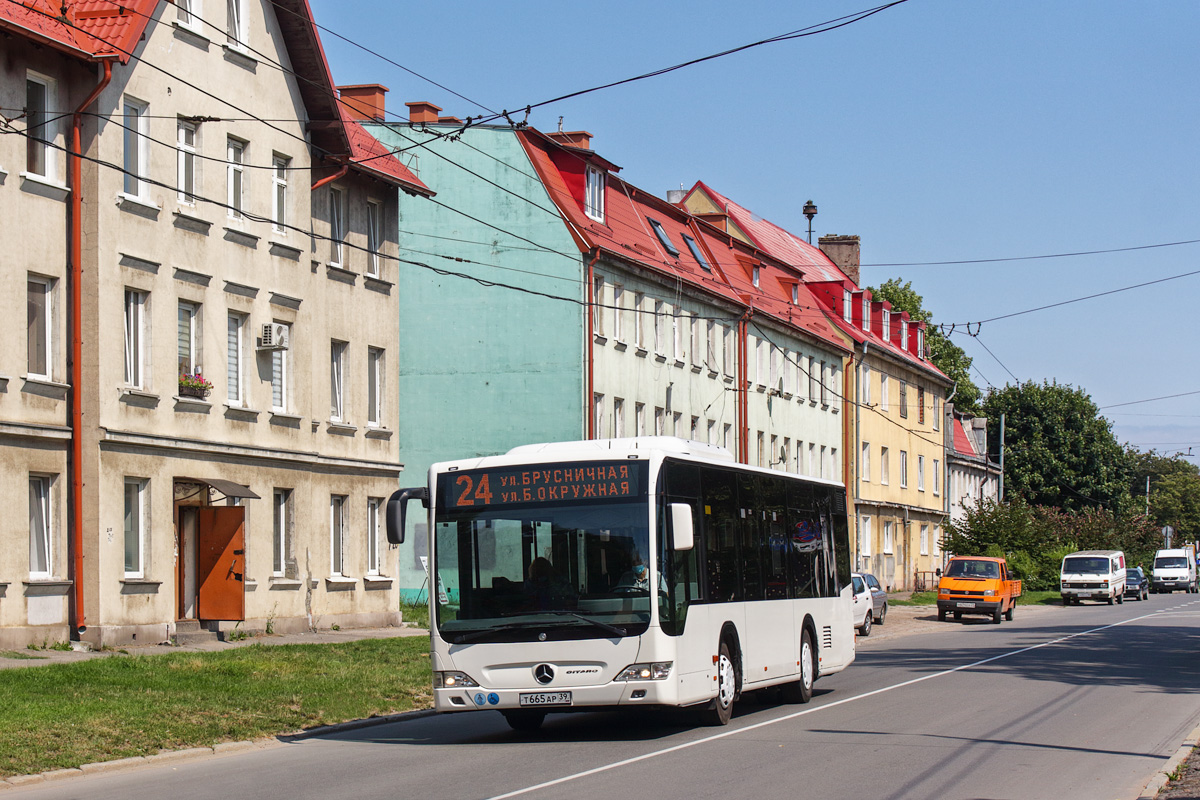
[484,609,1182,800]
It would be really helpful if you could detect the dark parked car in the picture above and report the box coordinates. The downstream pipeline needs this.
[1124,567,1149,601]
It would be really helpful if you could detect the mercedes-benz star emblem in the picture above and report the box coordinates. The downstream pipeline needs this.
[534,664,555,685]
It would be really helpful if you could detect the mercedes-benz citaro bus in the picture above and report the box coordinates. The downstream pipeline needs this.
[386,436,856,731]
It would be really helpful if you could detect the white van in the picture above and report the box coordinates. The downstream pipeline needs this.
[1060,550,1126,605]
[1151,545,1198,593]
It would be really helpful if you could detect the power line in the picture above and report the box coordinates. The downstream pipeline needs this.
[1100,390,1200,410]
[864,237,1200,268]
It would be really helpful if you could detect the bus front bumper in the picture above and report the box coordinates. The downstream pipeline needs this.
[434,680,682,713]
[937,598,1002,615]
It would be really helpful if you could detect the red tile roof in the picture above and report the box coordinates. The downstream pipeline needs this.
[952,418,977,457]
[0,0,157,63]
[340,107,432,195]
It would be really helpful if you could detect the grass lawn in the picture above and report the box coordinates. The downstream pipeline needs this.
[0,637,432,779]
[890,589,1063,606]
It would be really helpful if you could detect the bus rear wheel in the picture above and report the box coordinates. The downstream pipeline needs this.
[502,710,546,732]
[703,639,737,726]
[780,628,814,704]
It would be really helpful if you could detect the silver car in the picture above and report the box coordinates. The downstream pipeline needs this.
[851,572,888,635]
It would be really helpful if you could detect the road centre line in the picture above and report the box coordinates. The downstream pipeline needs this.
[484,610,1175,800]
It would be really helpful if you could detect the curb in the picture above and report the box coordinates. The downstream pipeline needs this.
[1136,720,1200,800]
[0,707,436,790]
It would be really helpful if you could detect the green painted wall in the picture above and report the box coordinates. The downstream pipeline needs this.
[365,123,584,600]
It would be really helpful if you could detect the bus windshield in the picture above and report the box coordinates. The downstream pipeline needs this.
[433,461,652,644]
[1063,557,1110,574]
[1155,556,1189,569]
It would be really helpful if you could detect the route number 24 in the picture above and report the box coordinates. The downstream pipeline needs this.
[455,474,493,506]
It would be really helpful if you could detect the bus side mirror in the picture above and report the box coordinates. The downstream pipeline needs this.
[670,503,694,552]
[386,486,428,545]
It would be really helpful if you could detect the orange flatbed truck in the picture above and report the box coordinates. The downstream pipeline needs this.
[936,556,1023,624]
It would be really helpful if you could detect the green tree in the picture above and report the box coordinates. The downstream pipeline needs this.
[982,380,1130,512]
[1126,449,1200,542]
[867,278,980,413]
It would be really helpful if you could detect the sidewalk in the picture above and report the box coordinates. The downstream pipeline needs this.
[0,624,428,670]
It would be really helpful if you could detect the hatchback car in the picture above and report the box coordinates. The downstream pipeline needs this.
[851,572,888,635]
[1124,566,1149,601]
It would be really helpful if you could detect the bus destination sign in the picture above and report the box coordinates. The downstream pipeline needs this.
[440,461,645,509]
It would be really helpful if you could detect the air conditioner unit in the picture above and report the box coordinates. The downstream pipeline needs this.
[256,323,290,351]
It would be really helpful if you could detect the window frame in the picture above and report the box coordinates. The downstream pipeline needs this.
[227,312,245,405]
[177,119,197,204]
[123,477,147,578]
[367,346,384,428]
[330,340,347,422]
[646,217,680,256]
[861,442,870,483]
[226,0,247,48]
[880,446,889,485]
[122,97,149,198]
[918,454,926,492]
[27,275,52,380]
[329,186,345,267]
[124,288,147,389]
[272,154,290,234]
[681,234,711,271]
[25,73,54,180]
[226,137,245,219]
[270,323,290,412]
[367,497,383,576]
[330,494,347,576]
[273,488,292,577]
[584,165,605,222]
[900,450,909,489]
[366,199,383,276]
[29,474,52,578]
[177,300,199,379]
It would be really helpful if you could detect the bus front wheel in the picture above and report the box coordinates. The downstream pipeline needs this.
[703,640,738,726]
[780,628,815,704]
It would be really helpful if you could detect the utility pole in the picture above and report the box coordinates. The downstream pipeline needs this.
[999,413,1006,502]
[1145,476,1150,516]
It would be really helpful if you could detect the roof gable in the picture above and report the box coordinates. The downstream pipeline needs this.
[0,0,158,63]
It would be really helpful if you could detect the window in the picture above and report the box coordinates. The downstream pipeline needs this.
[226,0,246,47]
[880,374,890,411]
[123,98,148,197]
[808,356,818,402]
[613,284,625,341]
[880,446,890,485]
[227,312,244,404]
[367,200,382,276]
[226,138,245,218]
[635,402,645,436]
[861,442,870,482]
[933,525,941,557]
[330,340,346,421]
[918,386,926,425]
[830,364,840,412]
[808,442,816,476]
[782,437,791,471]
[770,435,778,469]
[900,381,909,418]
[329,187,345,266]
[592,275,604,335]
[26,75,53,179]
[272,155,289,234]
[769,345,779,389]
[654,407,664,435]
[613,398,625,438]
[900,450,909,488]
[367,347,383,427]
[920,524,929,556]
[330,495,346,576]
[862,365,872,405]
[29,475,52,577]
[633,293,645,349]
[843,289,852,322]
[794,440,803,474]
[177,120,197,204]
[691,312,702,366]
[647,218,679,256]
[690,415,698,441]
[723,423,732,450]
[593,394,604,439]
[709,420,717,446]
[901,321,909,351]
[673,412,682,437]
[672,308,682,360]
[653,300,664,354]
[832,448,839,481]
[859,515,872,558]
[682,234,711,271]
[918,327,926,359]
[752,265,760,287]
[706,321,717,370]
[881,309,891,342]
[820,445,828,479]
[177,0,198,26]
[791,284,799,305]
[933,395,940,431]
[177,301,199,378]
[124,289,146,388]
[27,276,52,379]
[273,488,292,577]
[124,478,146,578]
[271,323,290,411]
[367,497,383,575]
[918,455,926,491]
[933,459,941,495]
[723,325,734,377]
[584,166,605,221]
[782,350,792,393]
[883,521,894,555]
[819,360,828,405]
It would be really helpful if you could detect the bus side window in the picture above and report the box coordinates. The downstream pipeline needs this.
[738,473,763,602]
[701,467,739,603]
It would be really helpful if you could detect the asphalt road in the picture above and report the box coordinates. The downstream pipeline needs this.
[13,594,1200,800]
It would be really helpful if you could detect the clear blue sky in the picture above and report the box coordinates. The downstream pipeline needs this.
[312,0,1200,461]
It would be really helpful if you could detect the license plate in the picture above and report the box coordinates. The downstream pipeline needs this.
[956,602,975,608]
[519,691,572,707]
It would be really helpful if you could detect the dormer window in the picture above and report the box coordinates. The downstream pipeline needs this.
[882,309,891,342]
[647,218,680,256]
[862,298,870,332]
[752,266,760,287]
[901,321,909,351]
[682,234,711,271]
[792,285,800,305]
[918,327,926,358]
[843,289,852,322]
[585,165,605,222]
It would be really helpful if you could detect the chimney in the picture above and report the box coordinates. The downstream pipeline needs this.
[337,84,389,122]
[546,130,593,150]
[819,234,861,285]
[666,189,686,205]
[405,101,442,125]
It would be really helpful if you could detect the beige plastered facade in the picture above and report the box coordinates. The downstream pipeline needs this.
[0,3,403,648]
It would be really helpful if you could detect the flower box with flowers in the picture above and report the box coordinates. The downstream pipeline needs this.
[178,372,213,399]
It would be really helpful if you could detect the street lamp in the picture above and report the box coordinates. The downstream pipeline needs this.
[802,200,818,244]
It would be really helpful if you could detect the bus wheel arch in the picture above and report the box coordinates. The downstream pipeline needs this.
[782,616,817,704]
[720,622,743,699]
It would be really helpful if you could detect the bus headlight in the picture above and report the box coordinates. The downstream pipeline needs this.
[434,671,479,688]
[615,662,673,681]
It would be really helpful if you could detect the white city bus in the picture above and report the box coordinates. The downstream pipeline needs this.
[387,437,856,730]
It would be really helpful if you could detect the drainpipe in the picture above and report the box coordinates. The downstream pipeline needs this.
[69,59,113,637]
[737,308,754,464]
[855,342,867,569]
[311,163,348,191]
[586,249,600,438]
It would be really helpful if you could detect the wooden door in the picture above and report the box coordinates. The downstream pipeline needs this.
[197,507,246,621]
